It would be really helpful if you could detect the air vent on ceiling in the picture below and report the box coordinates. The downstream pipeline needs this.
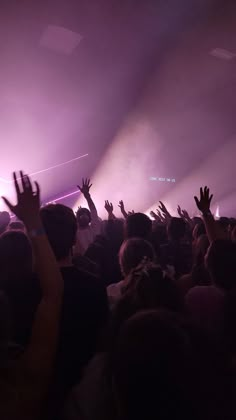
[40,25,83,55]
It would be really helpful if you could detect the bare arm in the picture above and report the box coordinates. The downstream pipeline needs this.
[118,200,128,219]
[78,178,98,220]
[194,186,226,243]
[105,200,116,220]
[3,172,63,414]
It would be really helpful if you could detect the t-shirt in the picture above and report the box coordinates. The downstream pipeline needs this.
[54,266,109,393]
[2,266,109,401]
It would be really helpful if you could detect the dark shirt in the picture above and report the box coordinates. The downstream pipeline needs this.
[1,266,109,398]
[55,266,109,393]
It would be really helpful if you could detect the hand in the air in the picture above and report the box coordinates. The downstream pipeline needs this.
[158,201,171,219]
[194,186,213,214]
[118,200,125,212]
[105,200,113,214]
[2,171,40,228]
[177,205,183,218]
[77,178,92,197]
[150,211,158,220]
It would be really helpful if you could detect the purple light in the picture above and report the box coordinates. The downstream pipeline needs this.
[0,153,88,184]
[45,190,80,205]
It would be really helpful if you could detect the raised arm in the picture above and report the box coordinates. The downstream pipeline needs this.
[105,200,116,220]
[2,172,63,416]
[77,178,98,220]
[118,200,128,219]
[194,186,226,243]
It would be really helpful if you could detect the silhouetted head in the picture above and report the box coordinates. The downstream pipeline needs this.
[0,230,33,282]
[40,204,77,261]
[111,311,197,420]
[111,309,231,420]
[205,240,236,291]
[168,217,186,242]
[119,238,155,276]
[76,207,91,229]
[0,212,10,235]
[125,213,152,240]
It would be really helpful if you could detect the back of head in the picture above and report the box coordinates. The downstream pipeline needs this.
[76,207,91,228]
[111,310,197,420]
[40,204,77,261]
[168,217,186,242]
[119,238,155,276]
[125,213,152,240]
[123,263,183,313]
[0,230,33,283]
[206,240,236,291]
[0,212,10,235]
[112,309,231,420]
[111,263,183,337]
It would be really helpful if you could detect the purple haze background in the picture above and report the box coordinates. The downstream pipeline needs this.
[0,0,235,218]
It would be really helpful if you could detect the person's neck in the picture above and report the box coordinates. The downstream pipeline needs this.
[58,256,73,268]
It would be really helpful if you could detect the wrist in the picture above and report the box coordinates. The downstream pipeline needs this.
[201,210,212,217]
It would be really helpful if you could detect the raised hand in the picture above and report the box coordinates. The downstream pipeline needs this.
[194,186,213,214]
[158,201,171,219]
[177,205,183,218]
[77,178,92,198]
[150,210,158,220]
[105,200,113,214]
[156,209,165,223]
[128,210,135,216]
[2,171,40,228]
[118,200,125,212]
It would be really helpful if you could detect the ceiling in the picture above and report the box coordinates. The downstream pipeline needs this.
[0,0,235,215]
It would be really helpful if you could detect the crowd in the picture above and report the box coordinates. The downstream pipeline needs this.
[0,172,236,419]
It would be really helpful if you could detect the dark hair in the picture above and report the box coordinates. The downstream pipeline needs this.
[76,207,91,222]
[40,204,77,260]
[110,263,183,340]
[206,240,236,291]
[125,213,152,240]
[119,238,155,276]
[0,231,33,283]
[168,218,186,241]
[111,310,232,420]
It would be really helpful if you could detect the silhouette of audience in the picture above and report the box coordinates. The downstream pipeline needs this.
[0,174,235,420]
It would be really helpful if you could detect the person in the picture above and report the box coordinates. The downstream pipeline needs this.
[107,238,156,308]
[40,202,109,403]
[186,187,236,336]
[178,234,211,296]
[0,171,63,420]
[65,264,184,420]
[74,178,101,255]
[160,217,192,279]
[111,310,232,420]
[124,212,152,240]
